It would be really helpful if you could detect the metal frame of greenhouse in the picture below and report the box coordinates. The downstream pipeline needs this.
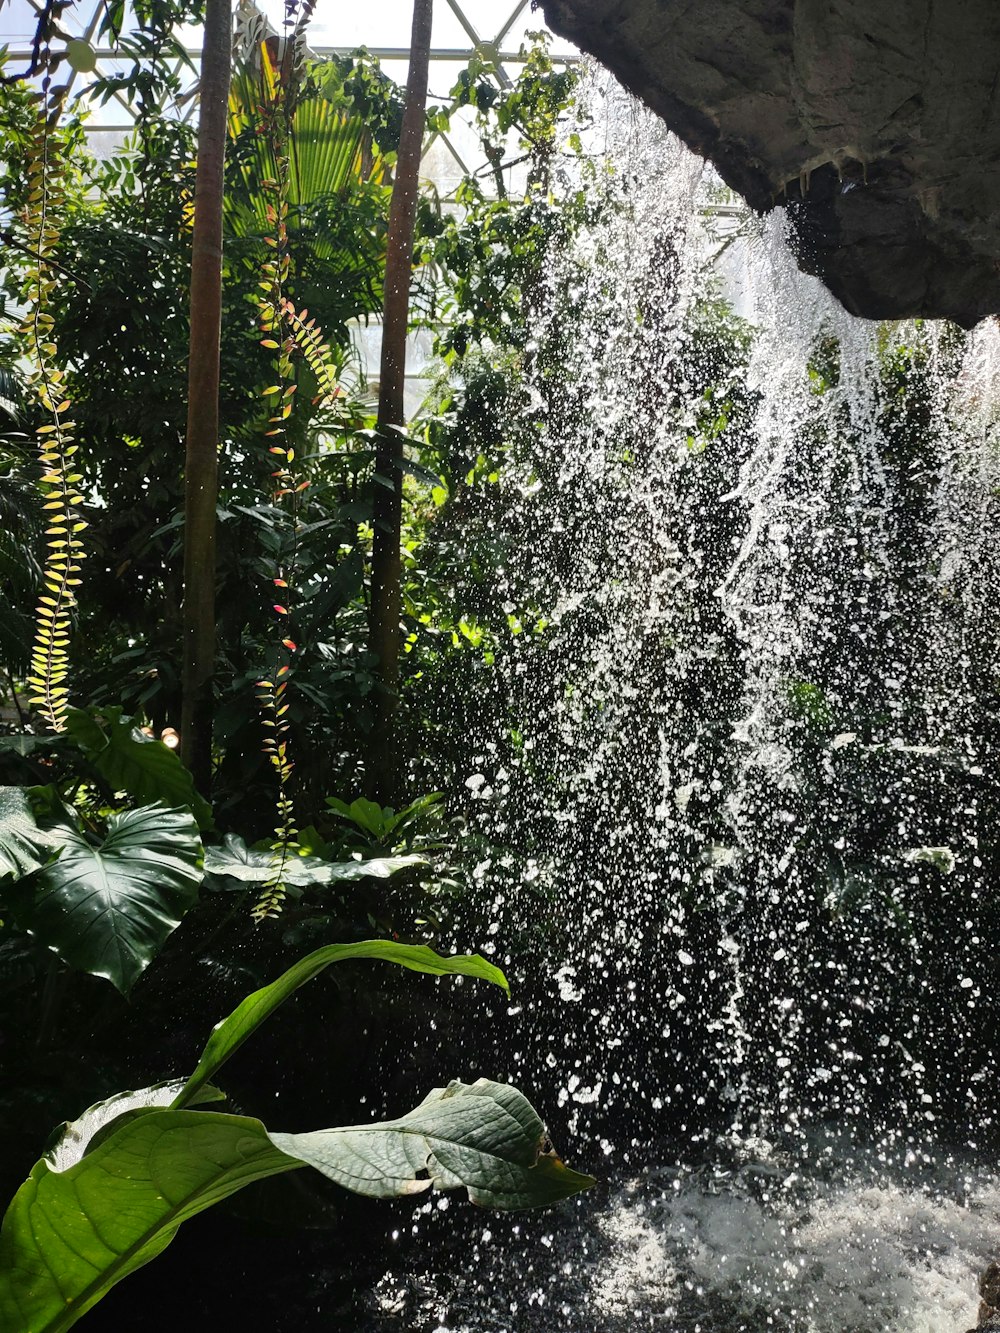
[0,0,577,192]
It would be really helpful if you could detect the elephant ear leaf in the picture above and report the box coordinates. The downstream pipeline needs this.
[0,1083,593,1332]
[6,803,203,994]
[272,1078,596,1210]
[65,707,213,831]
[0,786,61,881]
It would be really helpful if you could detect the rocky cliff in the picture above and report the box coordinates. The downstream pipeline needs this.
[540,0,1000,325]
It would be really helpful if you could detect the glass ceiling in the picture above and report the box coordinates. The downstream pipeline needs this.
[0,0,578,192]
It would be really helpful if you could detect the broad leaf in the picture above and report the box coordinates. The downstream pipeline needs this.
[7,804,203,993]
[326,794,394,838]
[175,940,509,1108]
[46,1081,226,1172]
[325,791,445,844]
[273,1077,597,1209]
[203,832,423,887]
[0,786,61,881]
[0,1109,299,1333]
[0,735,62,757]
[65,707,213,831]
[0,1082,593,1331]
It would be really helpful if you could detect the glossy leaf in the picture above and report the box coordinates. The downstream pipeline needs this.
[64,707,213,830]
[175,940,509,1108]
[0,786,60,881]
[203,832,423,887]
[325,791,444,844]
[7,804,203,993]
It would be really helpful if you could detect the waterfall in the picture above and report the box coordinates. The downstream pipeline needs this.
[358,68,1000,1332]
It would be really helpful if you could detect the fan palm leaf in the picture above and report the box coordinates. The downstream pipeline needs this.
[226,41,387,235]
[224,41,392,341]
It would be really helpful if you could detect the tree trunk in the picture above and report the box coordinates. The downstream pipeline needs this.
[180,0,233,793]
[366,0,433,804]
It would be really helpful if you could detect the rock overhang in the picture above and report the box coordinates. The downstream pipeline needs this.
[540,0,1000,326]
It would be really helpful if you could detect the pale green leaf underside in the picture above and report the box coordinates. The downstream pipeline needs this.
[0,1081,594,1332]
[203,832,424,886]
[273,1077,597,1210]
[47,1081,225,1172]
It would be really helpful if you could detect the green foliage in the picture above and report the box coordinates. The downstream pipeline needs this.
[64,706,213,830]
[226,42,393,355]
[0,786,58,880]
[0,423,42,677]
[0,1080,591,1333]
[325,791,444,847]
[787,680,834,732]
[0,943,592,1330]
[176,937,508,1107]
[19,109,88,734]
[3,795,203,993]
[268,1077,593,1208]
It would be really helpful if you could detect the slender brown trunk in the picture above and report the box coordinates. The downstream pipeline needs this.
[180,0,233,793]
[366,0,433,804]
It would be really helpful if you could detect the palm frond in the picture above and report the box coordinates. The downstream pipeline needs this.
[226,41,385,236]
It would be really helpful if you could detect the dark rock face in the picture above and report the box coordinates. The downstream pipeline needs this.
[540,0,1000,325]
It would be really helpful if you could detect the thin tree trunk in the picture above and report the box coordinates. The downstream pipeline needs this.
[180,0,233,793]
[366,0,433,804]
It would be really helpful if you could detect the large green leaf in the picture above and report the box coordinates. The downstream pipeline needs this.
[0,786,61,881]
[175,939,509,1108]
[7,804,203,993]
[45,1081,226,1171]
[273,1077,597,1209]
[0,1077,593,1332]
[226,42,384,233]
[0,1109,299,1333]
[65,707,213,831]
[203,832,423,887]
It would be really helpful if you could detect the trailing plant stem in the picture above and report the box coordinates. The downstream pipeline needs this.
[23,94,86,733]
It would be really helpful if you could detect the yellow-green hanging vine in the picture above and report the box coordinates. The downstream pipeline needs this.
[21,79,86,732]
[249,31,342,921]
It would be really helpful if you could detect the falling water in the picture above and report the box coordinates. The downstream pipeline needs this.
[351,68,1000,1331]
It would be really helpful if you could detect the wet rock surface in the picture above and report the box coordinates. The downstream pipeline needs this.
[540,0,1000,325]
[974,1261,1000,1329]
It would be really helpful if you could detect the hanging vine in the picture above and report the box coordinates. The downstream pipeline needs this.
[21,44,86,733]
[249,18,341,920]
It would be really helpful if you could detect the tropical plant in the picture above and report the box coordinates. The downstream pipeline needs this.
[0,939,594,1332]
[0,444,41,683]
[225,35,394,356]
[179,0,235,787]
